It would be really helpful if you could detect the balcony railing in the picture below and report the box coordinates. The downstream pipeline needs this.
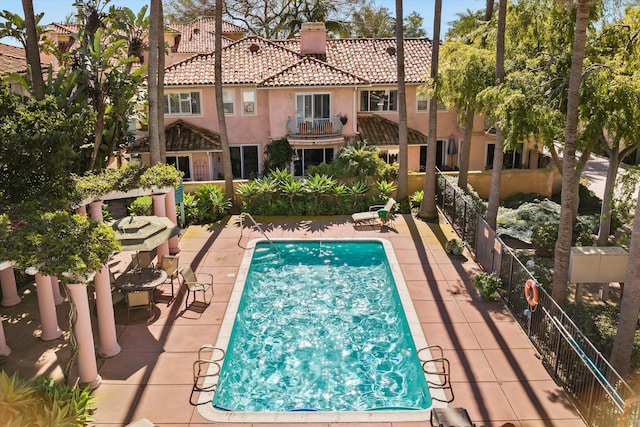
[286,116,344,138]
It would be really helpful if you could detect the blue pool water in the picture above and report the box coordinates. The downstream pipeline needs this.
[212,240,432,412]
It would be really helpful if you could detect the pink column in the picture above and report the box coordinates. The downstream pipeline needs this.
[0,318,10,357]
[67,283,102,389]
[164,189,181,255]
[76,205,87,216]
[50,276,64,305]
[93,267,121,357]
[34,273,63,341]
[88,200,121,358]
[152,194,169,260]
[0,263,21,307]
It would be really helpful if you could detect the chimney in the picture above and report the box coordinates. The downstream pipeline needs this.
[300,22,327,57]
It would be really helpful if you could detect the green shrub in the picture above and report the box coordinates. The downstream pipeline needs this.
[532,222,558,255]
[0,371,96,426]
[195,184,231,223]
[472,272,502,300]
[445,238,466,255]
[410,190,423,208]
[128,196,153,216]
[263,138,294,173]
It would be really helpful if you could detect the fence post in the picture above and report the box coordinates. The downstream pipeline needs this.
[452,190,457,228]
[463,202,468,242]
[507,255,514,304]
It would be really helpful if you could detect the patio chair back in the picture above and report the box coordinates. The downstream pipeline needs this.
[180,265,197,283]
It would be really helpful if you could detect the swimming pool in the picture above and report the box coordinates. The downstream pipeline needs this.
[197,238,445,423]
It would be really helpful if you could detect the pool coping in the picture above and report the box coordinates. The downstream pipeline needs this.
[196,237,447,423]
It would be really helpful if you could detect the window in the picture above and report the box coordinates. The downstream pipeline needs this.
[166,155,191,180]
[163,92,201,115]
[295,93,330,127]
[379,148,399,164]
[486,143,523,169]
[293,148,334,176]
[417,93,429,112]
[419,140,447,171]
[360,89,398,112]
[242,89,256,115]
[223,89,235,115]
[230,145,259,179]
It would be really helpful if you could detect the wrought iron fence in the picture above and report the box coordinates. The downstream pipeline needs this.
[434,169,640,427]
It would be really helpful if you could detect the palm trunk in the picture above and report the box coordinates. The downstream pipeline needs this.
[596,148,619,246]
[610,186,640,377]
[88,105,105,170]
[485,0,507,230]
[215,0,235,202]
[22,0,45,101]
[457,106,474,189]
[157,0,166,163]
[148,0,161,165]
[551,0,590,304]
[418,0,441,220]
[395,0,409,202]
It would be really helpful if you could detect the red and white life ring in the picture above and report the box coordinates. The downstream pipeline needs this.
[524,279,539,307]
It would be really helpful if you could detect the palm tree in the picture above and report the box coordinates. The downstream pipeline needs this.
[418,0,441,221]
[610,189,640,376]
[21,0,44,100]
[484,0,506,230]
[215,0,235,203]
[551,0,591,303]
[395,0,409,202]
[148,0,161,165]
[157,0,166,163]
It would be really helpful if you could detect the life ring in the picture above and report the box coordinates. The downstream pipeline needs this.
[524,279,539,307]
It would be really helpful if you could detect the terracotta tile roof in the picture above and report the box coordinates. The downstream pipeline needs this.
[0,43,27,73]
[164,37,302,85]
[129,119,221,153]
[357,114,428,145]
[169,17,245,53]
[276,38,432,84]
[164,36,432,88]
[44,23,80,35]
[258,56,369,87]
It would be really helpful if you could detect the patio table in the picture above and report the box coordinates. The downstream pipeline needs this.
[114,268,168,299]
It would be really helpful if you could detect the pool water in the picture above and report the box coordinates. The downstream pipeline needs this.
[212,240,432,412]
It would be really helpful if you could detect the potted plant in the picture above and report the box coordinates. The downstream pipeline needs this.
[472,272,502,300]
[445,238,466,256]
[337,113,348,125]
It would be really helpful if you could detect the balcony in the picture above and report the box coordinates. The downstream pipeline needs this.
[286,116,344,141]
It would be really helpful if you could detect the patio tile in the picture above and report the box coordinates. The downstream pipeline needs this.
[91,384,148,424]
[450,381,518,423]
[131,384,197,424]
[458,299,514,323]
[422,321,482,350]
[393,248,427,264]
[501,380,582,422]
[413,299,467,323]
[400,263,445,282]
[405,279,440,301]
[469,321,532,350]
[147,324,221,352]
[484,348,550,382]
[445,349,498,383]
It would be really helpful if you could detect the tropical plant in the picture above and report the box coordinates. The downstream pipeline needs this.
[336,141,383,178]
[128,196,153,216]
[304,174,336,205]
[236,180,261,206]
[195,184,231,223]
[445,238,466,255]
[472,272,502,300]
[0,371,96,427]
[281,178,305,209]
[410,190,424,209]
[346,180,371,209]
[263,139,294,173]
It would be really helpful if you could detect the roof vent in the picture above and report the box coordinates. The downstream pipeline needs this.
[386,46,396,56]
[249,43,260,53]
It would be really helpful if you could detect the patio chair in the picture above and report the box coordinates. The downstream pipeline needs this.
[179,266,214,310]
[125,290,153,321]
[160,255,180,299]
[351,197,396,227]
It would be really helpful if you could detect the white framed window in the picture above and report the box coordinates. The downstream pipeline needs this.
[419,140,448,171]
[293,148,334,177]
[223,89,235,115]
[164,91,201,115]
[230,145,259,179]
[166,155,192,180]
[360,89,398,112]
[417,93,429,112]
[242,89,256,115]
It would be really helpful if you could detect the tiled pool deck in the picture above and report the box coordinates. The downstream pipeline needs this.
[1,214,586,426]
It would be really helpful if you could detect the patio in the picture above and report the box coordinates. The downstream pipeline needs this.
[0,214,586,426]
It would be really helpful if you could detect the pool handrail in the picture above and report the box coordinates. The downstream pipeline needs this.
[239,212,279,253]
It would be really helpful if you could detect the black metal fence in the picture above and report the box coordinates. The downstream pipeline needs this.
[434,170,640,426]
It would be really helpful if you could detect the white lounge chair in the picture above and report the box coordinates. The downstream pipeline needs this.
[351,198,396,226]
